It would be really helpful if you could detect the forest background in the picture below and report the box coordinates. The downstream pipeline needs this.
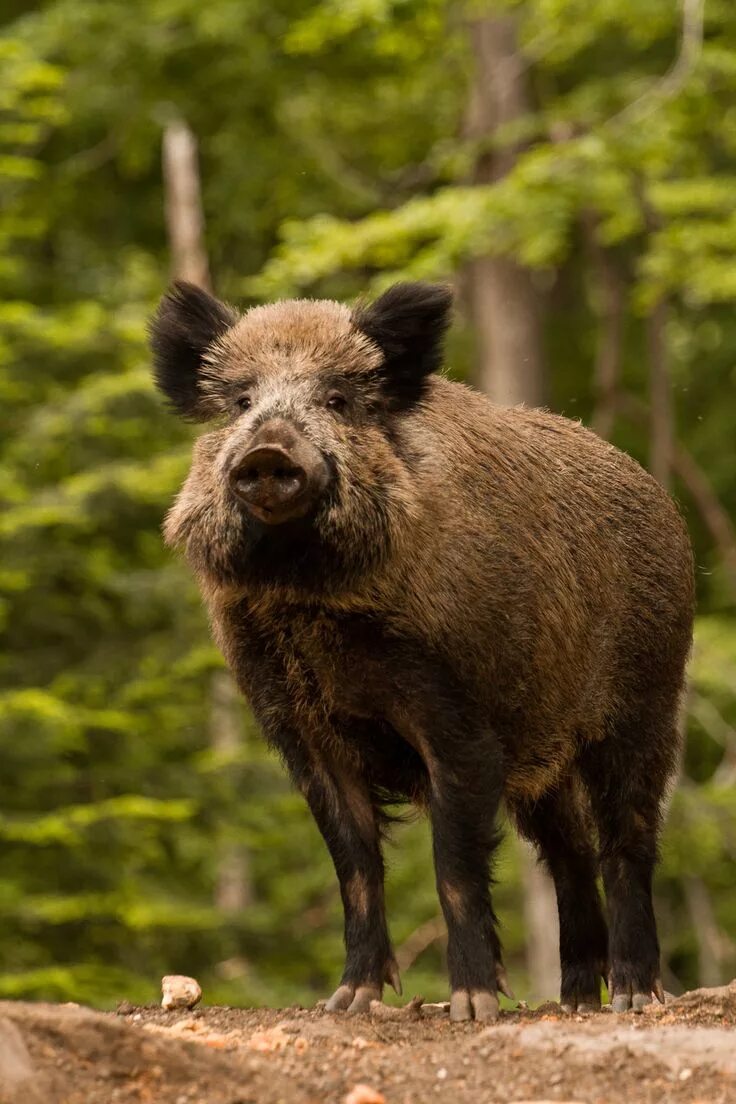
[1,0,735,1009]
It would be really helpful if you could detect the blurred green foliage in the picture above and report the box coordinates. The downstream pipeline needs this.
[0,0,734,1009]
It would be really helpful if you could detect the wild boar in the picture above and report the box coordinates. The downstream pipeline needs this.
[150,280,694,1020]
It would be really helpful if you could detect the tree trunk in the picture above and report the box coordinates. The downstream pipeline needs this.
[464,15,544,406]
[636,189,674,490]
[683,876,728,988]
[583,216,625,440]
[467,257,545,406]
[209,671,252,912]
[464,15,556,998]
[161,116,251,914]
[519,841,561,1002]
[647,296,673,490]
[162,118,212,290]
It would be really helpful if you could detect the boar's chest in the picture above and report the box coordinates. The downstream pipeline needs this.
[275,608,413,721]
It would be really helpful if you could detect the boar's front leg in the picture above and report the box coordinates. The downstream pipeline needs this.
[398,704,507,1022]
[281,749,399,1013]
[303,763,400,1013]
[231,636,398,1012]
[265,722,398,1011]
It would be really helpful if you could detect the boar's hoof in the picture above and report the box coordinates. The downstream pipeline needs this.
[561,998,600,1014]
[611,992,649,1013]
[610,979,664,1013]
[449,989,499,1022]
[560,990,602,1014]
[325,984,382,1014]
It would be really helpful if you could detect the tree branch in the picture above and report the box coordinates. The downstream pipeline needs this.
[617,392,736,597]
[689,691,736,787]
[608,0,705,128]
[395,916,446,973]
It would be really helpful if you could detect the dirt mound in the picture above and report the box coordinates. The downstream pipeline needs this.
[2,982,735,1104]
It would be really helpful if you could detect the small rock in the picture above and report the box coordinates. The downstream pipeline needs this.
[344,1086,386,1104]
[115,1000,136,1016]
[161,975,202,1010]
[437,1067,448,1080]
[422,1001,451,1018]
[369,995,424,1021]
[247,1026,289,1052]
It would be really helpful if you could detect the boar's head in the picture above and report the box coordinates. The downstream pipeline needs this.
[150,281,452,592]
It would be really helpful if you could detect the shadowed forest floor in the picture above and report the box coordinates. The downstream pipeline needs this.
[1,982,736,1104]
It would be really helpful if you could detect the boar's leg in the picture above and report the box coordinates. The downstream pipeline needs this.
[511,781,608,1013]
[232,633,399,1012]
[578,706,676,1012]
[279,743,399,1014]
[415,721,506,1022]
[305,764,399,1014]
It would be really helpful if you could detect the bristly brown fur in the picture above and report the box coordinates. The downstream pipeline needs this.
[150,280,695,1017]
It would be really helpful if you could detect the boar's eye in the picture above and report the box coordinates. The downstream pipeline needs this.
[325,392,347,415]
[236,394,252,412]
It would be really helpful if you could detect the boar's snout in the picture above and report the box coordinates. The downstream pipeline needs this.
[228,419,330,525]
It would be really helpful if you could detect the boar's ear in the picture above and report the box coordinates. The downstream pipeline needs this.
[353,281,453,407]
[149,281,239,419]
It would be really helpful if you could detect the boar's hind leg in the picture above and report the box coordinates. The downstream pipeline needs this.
[422,729,506,1022]
[511,781,608,1013]
[578,704,677,1012]
[295,760,399,1014]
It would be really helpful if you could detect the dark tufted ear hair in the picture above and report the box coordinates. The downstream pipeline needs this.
[149,281,239,419]
[352,281,453,408]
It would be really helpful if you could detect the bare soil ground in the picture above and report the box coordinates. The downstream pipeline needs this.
[2,982,736,1104]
